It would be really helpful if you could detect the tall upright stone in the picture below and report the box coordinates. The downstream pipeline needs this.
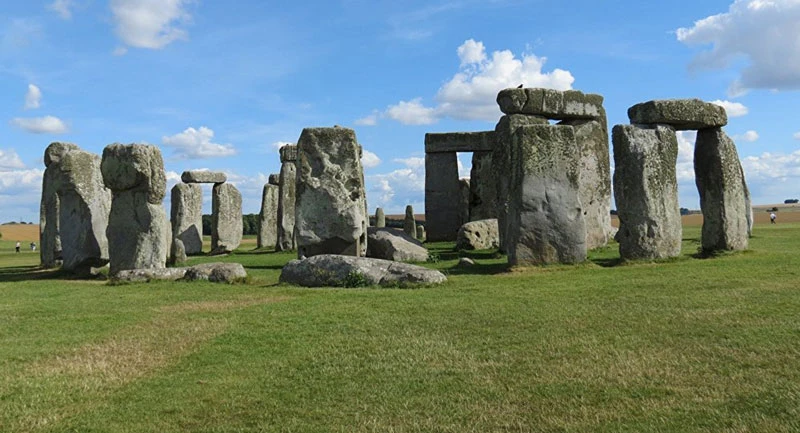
[459,179,471,226]
[375,207,386,228]
[507,124,586,266]
[424,152,460,241]
[211,183,243,254]
[101,144,168,275]
[276,145,297,251]
[469,151,497,221]
[258,183,279,249]
[612,125,681,260]
[295,126,367,258]
[694,127,749,252]
[170,183,203,255]
[403,205,416,237]
[39,142,78,268]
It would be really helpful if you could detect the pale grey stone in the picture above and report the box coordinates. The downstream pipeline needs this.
[276,150,297,251]
[403,205,416,237]
[627,99,727,130]
[170,183,203,255]
[112,267,188,283]
[694,127,749,252]
[101,143,167,205]
[181,170,227,184]
[106,192,168,275]
[184,262,247,283]
[211,183,243,254]
[459,179,471,226]
[258,183,279,249]
[375,207,386,228]
[424,131,495,153]
[279,254,446,287]
[295,127,368,258]
[44,141,79,167]
[170,238,187,265]
[507,124,587,266]
[497,88,605,120]
[425,152,461,242]
[612,124,682,260]
[367,227,429,262]
[458,257,475,267]
[416,224,425,241]
[469,151,497,221]
[456,219,499,251]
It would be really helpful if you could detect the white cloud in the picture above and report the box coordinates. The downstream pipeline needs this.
[0,149,25,170]
[110,0,193,50]
[271,141,293,152]
[366,157,426,212]
[383,39,575,124]
[361,149,381,169]
[676,131,697,183]
[24,84,42,110]
[742,150,800,181]
[354,113,378,126]
[735,130,759,142]
[47,0,74,20]
[677,0,800,96]
[10,116,68,134]
[793,132,800,140]
[710,99,748,117]
[0,168,45,223]
[162,126,236,159]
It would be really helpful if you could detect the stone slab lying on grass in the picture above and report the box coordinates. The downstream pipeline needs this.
[627,99,727,131]
[181,170,227,184]
[366,227,428,262]
[112,262,247,284]
[279,254,446,287]
[456,219,499,250]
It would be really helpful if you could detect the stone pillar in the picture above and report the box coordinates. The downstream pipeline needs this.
[295,126,367,258]
[694,127,749,252]
[459,179,471,226]
[276,145,297,251]
[258,180,279,249]
[469,151,497,221]
[375,207,385,228]
[424,152,460,242]
[403,205,416,236]
[40,142,79,268]
[170,183,203,255]
[612,124,681,260]
[211,183,243,254]
[416,224,425,241]
[101,144,168,275]
[507,124,586,266]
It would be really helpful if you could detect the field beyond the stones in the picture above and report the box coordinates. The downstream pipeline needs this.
[1,220,799,432]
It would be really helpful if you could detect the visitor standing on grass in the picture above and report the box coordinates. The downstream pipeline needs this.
[770,212,777,224]
[15,241,20,253]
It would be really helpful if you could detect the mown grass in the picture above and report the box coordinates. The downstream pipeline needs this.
[1,224,799,432]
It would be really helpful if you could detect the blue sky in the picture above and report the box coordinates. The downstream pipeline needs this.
[1,0,799,223]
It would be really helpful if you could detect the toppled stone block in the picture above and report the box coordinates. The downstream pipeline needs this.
[112,262,247,284]
[171,183,203,255]
[627,99,727,130]
[456,219,499,251]
[367,227,429,262]
[211,183,243,254]
[497,88,605,120]
[279,255,446,287]
[181,170,227,184]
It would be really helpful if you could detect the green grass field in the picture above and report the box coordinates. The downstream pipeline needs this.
[1,225,799,432]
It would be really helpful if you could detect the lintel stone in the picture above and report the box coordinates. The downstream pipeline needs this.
[181,170,227,184]
[424,131,495,153]
[627,99,727,130]
[496,88,604,120]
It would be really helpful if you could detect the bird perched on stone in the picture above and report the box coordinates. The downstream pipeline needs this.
[517,84,524,88]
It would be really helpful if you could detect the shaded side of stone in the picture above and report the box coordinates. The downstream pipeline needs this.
[276,159,297,251]
[40,169,61,268]
[257,183,279,249]
[469,151,497,221]
[211,183,243,254]
[170,183,203,255]
[425,152,461,242]
[459,179,471,226]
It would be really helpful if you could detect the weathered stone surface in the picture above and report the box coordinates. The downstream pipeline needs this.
[627,99,727,131]
[367,227,428,262]
[507,124,587,265]
[403,205,416,237]
[105,191,168,275]
[276,156,297,251]
[459,179,471,226]
[375,207,386,228]
[39,179,61,268]
[113,267,188,283]
[559,119,613,249]
[279,144,298,162]
[497,88,605,120]
[258,183,279,249]
[170,238,187,265]
[268,173,280,186]
[456,219,499,251]
[113,262,246,284]
[743,169,753,238]
[469,151,497,221]
[211,183,243,254]
[612,124,681,260]
[102,144,167,204]
[170,183,203,255]
[295,127,367,258]
[280,254,446,287]
[44,142,80,167]
[425,152,461,242]
[694,128,749,252]
[181,170,227,184]
[493,114,549,253]
[424,131,495,153]
[416,224,425,241]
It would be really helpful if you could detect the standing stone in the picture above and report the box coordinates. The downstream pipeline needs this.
[507,125,586,266]
[375,207,386,228]
[170,238,187,265]
[211,183,243,254]
[40,142,81,268]
[694,127,749,252]
[295,127,368,258]
[424,151,460,242]
[742,168,753,238]
[276,145,297,251]
[258,183,279,249]
[493,114,549,252]
[268,173,280,186]
[170,183,203,255]
[459,179,471,226]
[403,205,416,237]
[417,225,426,241]
[469,151,497,221]
[101,144,168,275]
[612,125,681,260]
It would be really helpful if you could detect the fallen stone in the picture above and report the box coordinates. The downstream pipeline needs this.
[627,99,727,131]
[112,262,247,284]
[181,170,227,184]
[211,183,243,254]
[366,227,428,262]
[497,88,605,120]
[456,219,500,250]
[279,254,446,287]
[170,183,203,255]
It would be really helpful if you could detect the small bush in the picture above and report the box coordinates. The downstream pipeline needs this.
[342,270,370,288]
[427,251,441,263]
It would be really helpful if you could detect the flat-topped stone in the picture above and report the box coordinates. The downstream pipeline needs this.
[112,262,247,284]
[280,255,446,288]
[627,99,727,130]
[424,131,495,153]
[181,170,227,184]
[496,88,605,120]
[279,144,297,163]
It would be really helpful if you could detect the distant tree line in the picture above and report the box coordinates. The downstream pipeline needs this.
[785,199,799,204]
[201,214,261,236]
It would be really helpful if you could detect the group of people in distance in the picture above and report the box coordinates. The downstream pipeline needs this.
[13,241,36,253]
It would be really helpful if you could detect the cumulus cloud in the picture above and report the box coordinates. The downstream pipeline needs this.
[0,149,25,170]
[677,0,800,96]
[710,99,748,117]
[361,149,381,169]
[162,126,236,159]
[47,0,74,19]
[675,131,697,183]
[354,113,378,126]
[735,130,759,142]
[383,39,574,125]
[793,132,800,140]
[10,116,68,134]
[110,0,193,50]
[24,84,42,110]
[366,157,426,212]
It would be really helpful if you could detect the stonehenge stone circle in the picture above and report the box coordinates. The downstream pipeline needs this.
[375,207,386,228]
[403,205,416,237]
[101,144,168,275]
[694,127,749,252]
[627,99,727,131]
[295,126,368,258]
[456,219,499,251]
[276,145,297,251]
[211,182,243,254]
[258,183,279,249]
[181,170,227,184]
[507,124,587,265]
[170,183,203,255]
[612,125,682,260]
